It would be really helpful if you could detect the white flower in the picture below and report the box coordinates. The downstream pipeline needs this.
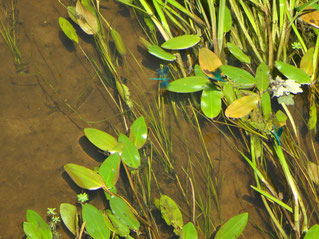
[270,76,303,97]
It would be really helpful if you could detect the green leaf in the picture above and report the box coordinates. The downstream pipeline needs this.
[24,210,52,239]
[220,65,255,89]
[181,222,198,239]
[99,153,121,189]
[194,64,206,77]
[261,92,271,120]
[255,63,270,92]
[161,35,200,50]
[82,204,110,239]
[64,163,105,190]
[129,117,147,149]
[215,213,248,239]
[167,76,209,93]
[224,7,232,33]
[148,45,176,61]
[111,29,126,56]
[201,86,222,118]
[222,82,236,104]
[227,42,250,64]
[109,196,140,231]
[118,134,140,169]
[275,110,287,124]
[308,103,317,130]
[304,224,319,239]
[157,195,183,235]
[60,203,77,235]
[67,6,78,24]
[275,61,311,84]
[84,128,118,152]
[105,210,130,237]
[300,47,314,76]
[225,94,259,118]
[59,17,78,43]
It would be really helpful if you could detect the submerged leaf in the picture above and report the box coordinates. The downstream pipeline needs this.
[64,163,105,190]
[307,161,319,185]
[215,213,248,239]
[225,94,259,118]
[161,35,200,50]
[167,76,209,93]
[111,29,126,56]
[148,45,176,61]
[199,48,222,78]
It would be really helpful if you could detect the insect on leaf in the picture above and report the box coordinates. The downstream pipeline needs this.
[199,48,222,79]
[225,94,259,118]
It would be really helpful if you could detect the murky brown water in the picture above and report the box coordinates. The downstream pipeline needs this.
[0,0,268,238]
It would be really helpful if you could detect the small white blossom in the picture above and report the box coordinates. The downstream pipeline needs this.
[270,76,303,97]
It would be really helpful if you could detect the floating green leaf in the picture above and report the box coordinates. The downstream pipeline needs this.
[261,92,271,120]
[167,76,209,93]
[64,163,105,190]
[109,196,140,231]
[82,204,110,239]
[129,117,147,149]
[222,82,236,104]
[155,195,183,235]
[215,213,248,239]
[118,134,140,169]
[255,63,270,92]
[181,222,198,239]
[220,65,255,88]
[84,128,118,152]
[23,210,52,239]
[60,203,77,236]
[227,42,250,64]
[99,153,121,189]
[161,35,200,50]
[304,224,319,239]
[148,45,176,61]
[201,86,222,118]
[275,61,311,84]
[225,94,259,118]
[105,210,130,237]
[59,17,78,43]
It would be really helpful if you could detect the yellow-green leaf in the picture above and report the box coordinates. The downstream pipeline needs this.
[58,17,78,43]
[60,203,77,236]
[148,45,176,61]
[161,35,200,50]
[227,42,250,64]
[300,47,314,76]
[84,128,118,152]
[225,94,259,118]
[199,48,222,78]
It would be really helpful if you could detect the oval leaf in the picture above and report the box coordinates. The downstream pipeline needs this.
[225,94,259,118]
[59,17,78,43]
[167,76,209,93]
[199,48,222,78]
[300,47,314,76]
[105,210,130,237]
[158,195,183,234]
[261,92,271,120]
[82,204,110,239]
[304,224,319,239]
[181,222,198,239]
[24,210,52,239]
[111,29,126,56]
[255,62,269,91]
[227,42,250,64]
[148,45,176,61]
[84,128,118,152]
[109,196,140,231]
[275,61,311,84]
[201,86,222,118]
[99,153,121,189]
[60,203,77,235]
[129,117,147,149]
[64,163,105,190]
[118,134,140,169]
[161,35,200,50]
[215,213,248,239]
[220,65,255,88]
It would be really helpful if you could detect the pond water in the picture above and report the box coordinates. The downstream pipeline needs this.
[0,0,268,238]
